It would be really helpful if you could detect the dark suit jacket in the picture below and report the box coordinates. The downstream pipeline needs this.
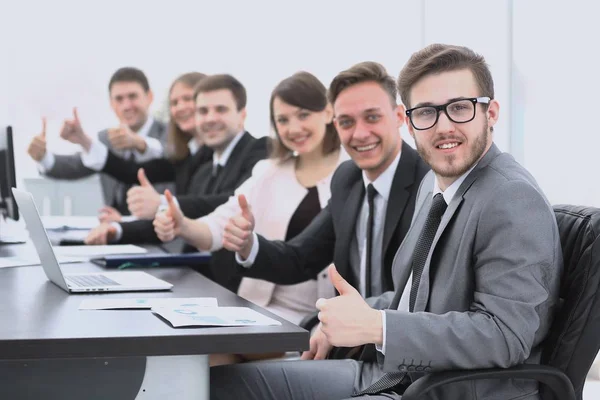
[101,144,214,195]
[43,120,168,214]
[118,132,269,291]
[241,141,430,292]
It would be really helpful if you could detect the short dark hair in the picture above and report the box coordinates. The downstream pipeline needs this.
[108,67,150,93]
[397,43,494,108]
[328,61,397,107]
[193,74,247,111]
[269,72,340,160]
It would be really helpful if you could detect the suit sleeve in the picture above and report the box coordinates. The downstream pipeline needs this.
[101,151,176,184]
[239,203,337,285]
[176,138,268,218]
[43,153,95,180]
[381,180,561,372]
[118,219,162,244]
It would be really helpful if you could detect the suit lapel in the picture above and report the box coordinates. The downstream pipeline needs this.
[336,179,365,281]
[382,142,418,257]
[211,132,251,193]
[413,144,502,311]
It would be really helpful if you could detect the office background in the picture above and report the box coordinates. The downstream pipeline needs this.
[0,0,598,206]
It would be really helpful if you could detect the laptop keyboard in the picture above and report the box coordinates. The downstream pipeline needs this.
[66,274,120,287]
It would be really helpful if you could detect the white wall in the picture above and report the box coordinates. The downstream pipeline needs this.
[3,0,597,205]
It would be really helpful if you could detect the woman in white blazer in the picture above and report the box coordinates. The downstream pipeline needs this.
[154,71,348,362]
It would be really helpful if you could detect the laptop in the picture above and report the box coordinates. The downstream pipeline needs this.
[11,188,173,293]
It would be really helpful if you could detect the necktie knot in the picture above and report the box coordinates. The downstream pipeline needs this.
[430,193,448,219]
[367,183,377,206]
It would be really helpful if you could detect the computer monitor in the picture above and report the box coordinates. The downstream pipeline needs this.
[0,125,18,221]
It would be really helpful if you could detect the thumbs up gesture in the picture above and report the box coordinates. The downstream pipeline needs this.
[315,265,383,347]
[108,123,145,152]
[126,168,161,219]
[223,194,256,260]
[153,189,185,242]
[27,117,48,162]
[60,107,91,150]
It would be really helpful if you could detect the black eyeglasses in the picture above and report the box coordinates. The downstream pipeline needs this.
[405,97,491,130]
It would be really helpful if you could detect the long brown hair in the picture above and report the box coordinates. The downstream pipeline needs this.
[269,72,339,161]
[166,72,206,161]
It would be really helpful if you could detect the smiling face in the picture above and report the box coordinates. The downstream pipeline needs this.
[272,96,332,157]
[169,82,196,134]
[407,69,499,190]
[109,81,153,131]
[194,89,246,153]
[333,81,404,181]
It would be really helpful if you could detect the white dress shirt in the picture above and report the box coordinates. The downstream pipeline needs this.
[377,164,477,354]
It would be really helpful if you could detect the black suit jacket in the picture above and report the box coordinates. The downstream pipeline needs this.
[241,141,430,293]
[101,145,214,195]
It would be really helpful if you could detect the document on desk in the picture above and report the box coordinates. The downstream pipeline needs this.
[0,255,85,268]
[53,244,147,258]
[79,297,218,310]
[152,306,282,327]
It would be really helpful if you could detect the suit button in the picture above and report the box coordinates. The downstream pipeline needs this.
[397,364,407,372]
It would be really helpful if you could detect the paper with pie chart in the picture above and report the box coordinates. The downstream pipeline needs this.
[152,306,282,327]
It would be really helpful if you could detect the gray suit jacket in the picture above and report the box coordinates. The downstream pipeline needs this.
[364,144,562,400]
[42,120,169,211]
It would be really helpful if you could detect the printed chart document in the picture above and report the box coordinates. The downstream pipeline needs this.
[79,297,218,310]
[54,244,147,258]
[152,306,282,327]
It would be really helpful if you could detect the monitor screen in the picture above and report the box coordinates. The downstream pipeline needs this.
[0,126,18,220]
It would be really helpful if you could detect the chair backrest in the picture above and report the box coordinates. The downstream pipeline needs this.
[541,205,600,399]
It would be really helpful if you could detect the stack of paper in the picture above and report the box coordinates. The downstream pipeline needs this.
[152,306,282,327]
[54,244,147,258]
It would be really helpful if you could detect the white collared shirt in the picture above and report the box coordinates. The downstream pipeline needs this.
[212,131,245,171]
[356,149,402,297]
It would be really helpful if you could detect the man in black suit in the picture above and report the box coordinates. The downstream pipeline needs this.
[225,61,429,322]
[85,74,268,290]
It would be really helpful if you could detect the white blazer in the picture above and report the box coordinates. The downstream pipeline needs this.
[199,150,349,324]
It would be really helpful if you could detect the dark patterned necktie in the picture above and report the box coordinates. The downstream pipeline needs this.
[365,184,377,297]
[356,194,448,396]
[409,193,447,312]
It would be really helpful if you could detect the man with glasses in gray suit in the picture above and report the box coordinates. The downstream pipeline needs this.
[27,67,169,218]
[210,44,562,400]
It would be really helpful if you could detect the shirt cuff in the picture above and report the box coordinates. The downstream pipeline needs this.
[134,136,163,161]
[109,222,123,242]
[197,214,224,252]
[375,310,387,355]
[38,152,56,173]
[81,138,108,171]
[235,232,259,268]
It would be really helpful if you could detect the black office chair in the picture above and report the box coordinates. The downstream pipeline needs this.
[402,205,600,400]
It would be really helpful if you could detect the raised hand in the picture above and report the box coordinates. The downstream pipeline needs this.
[316,265,383,348]
[98,206,122,223]
[126,168,161,219]
[85,222,118,245]
[223,194,255,260]
[153,189,185,242]
[27,117,48,162]
[60,107,90,150]
[108,123,146,152]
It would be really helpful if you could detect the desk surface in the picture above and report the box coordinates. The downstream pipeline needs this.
[0,243,308,360]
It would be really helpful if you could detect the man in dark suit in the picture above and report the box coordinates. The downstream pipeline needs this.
[27,67,170,216]
[226,61,429,300]
[211,45,561,400]
[85,74,268,291]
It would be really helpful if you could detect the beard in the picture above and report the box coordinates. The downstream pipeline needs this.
[415,120,490,180]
